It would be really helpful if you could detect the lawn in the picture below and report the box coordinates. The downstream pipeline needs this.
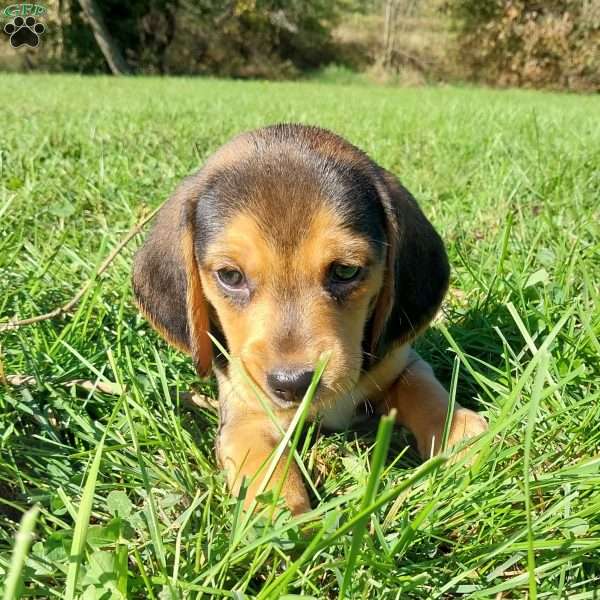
[0,74,599,599]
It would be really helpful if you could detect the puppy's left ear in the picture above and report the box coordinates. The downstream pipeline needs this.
[369,168,450,355]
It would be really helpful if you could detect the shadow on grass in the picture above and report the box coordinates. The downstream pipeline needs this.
[344,300,523,470]
[419,300,523,410]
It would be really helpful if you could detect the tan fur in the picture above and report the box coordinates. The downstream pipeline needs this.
[374,351,488,458]
[181,228,212,375]
[201,207,382,419]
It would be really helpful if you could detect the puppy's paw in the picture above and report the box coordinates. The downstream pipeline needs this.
[447,407,488,447]
[243,484,310,517]
[417,407,488,461]
[444,407,488,463]
[285,493,311,516]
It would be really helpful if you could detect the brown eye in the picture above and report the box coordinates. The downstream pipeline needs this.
[216,268,245,289]
[330,263,362,283]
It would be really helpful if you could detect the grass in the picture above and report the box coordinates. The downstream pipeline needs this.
[0,73,599,598]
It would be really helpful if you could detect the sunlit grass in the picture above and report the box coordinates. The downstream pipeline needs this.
[0,74,599,598]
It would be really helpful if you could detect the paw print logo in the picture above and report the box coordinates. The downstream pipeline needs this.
[4,16,45,48]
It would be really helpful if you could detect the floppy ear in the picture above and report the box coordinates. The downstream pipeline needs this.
[132,176,213,376]
[369,168,450,355]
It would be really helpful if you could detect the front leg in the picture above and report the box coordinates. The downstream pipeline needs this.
[216,411,310,515]
[377,352,488,458]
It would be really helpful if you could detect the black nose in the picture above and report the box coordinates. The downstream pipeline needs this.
[267,368,315,404]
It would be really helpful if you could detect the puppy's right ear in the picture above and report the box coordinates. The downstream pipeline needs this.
[132,176,212,376]
[368,168,450,356]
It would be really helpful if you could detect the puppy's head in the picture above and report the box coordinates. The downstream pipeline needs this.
[133,124,449,410]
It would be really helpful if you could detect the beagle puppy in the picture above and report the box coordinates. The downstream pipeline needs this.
[132,124,487,514]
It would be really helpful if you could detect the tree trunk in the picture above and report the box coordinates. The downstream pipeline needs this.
[78,0,130,75]
[383,0,398,69]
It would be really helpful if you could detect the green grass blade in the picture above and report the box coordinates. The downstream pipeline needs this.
[523,350,549,600]
[339,410,396,598]
[256,513,335,599]
[440,356,460,455]
[389,496,437,556]
[123,394,167,571]
[172,490,204,585]
[64,387,125,600]
[64,434,107,600]
[2,506,39,600]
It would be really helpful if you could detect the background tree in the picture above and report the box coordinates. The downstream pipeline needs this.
[447,0,600,91]
[77,0,130,74]
[1,0,597,91]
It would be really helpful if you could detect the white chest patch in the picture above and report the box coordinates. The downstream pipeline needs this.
[314,344,413,431]
[316,397,360,431]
